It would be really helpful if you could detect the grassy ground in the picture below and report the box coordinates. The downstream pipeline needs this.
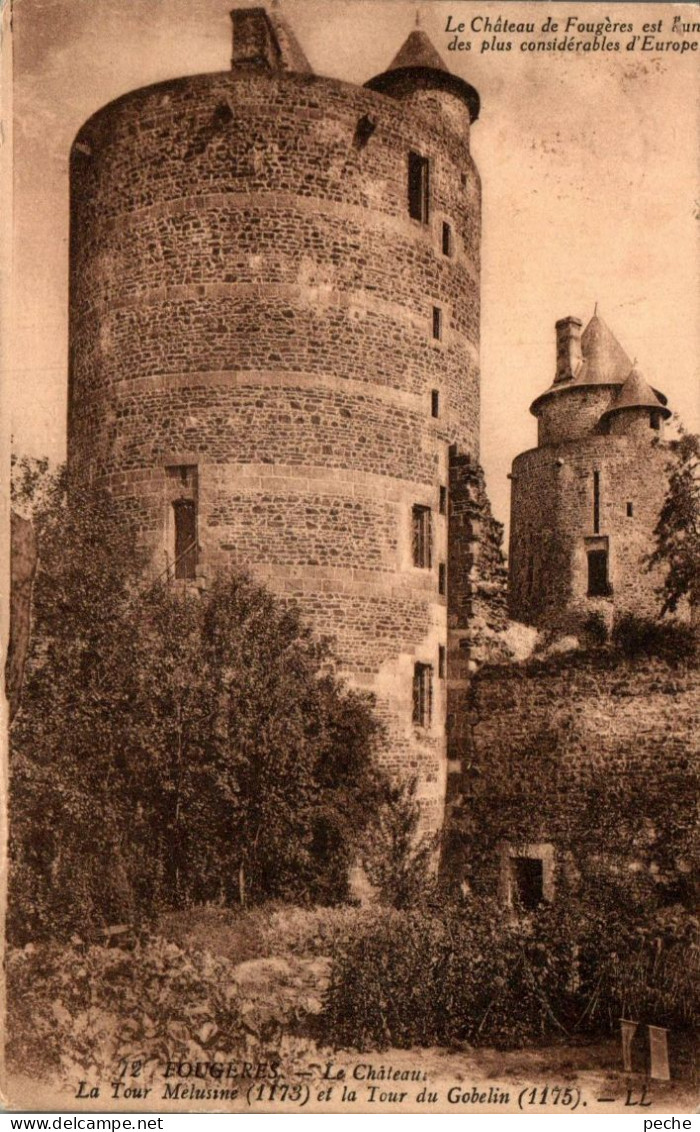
[158,901,395,963]
[7,903,697,1114]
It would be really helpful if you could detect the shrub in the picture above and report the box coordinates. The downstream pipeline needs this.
[362,778,438,909]
[612,613,697,664]
[321,899,583,1051]
[586,905,699,1033]
[646,429,699,616]
[320,899,699,1052]
[582,610,609,647]
[7,937,248,1083]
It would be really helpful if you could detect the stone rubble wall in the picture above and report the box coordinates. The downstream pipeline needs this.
[445,648,699,892]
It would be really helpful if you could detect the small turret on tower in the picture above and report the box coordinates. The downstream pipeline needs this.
[600,366,671,438]
[365,23,480,136]
[530,311,669,447]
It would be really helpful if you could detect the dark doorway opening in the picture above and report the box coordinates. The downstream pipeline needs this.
[511,857,544,910]
[587,548,610,596]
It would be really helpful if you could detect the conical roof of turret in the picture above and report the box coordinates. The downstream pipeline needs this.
[268,7,314,73]
[532,311,636,414]
[365,25,480,121]
[574,314,632,386]
[230,6,313,73]
[601,366,671,419]
[386,28,449,72]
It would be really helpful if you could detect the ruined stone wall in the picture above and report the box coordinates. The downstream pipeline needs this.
[509,432,670,633]
[446,450,508,801]
[448,649,699,896]
[67,68,481,827]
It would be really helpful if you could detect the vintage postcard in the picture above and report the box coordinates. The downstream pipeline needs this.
[1,0,698,1117]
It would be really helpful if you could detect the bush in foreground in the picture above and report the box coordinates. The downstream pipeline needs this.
[612,613,697,664]
[7,938,247,1083]
[320,899,699,1051]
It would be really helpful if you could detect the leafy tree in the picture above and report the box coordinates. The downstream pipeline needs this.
[362,778,437,908]
[9,469,384,942]
[647,429,699,616]
[10,452,52,517]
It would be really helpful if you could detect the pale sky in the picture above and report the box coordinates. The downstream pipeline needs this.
[7,0,700,531]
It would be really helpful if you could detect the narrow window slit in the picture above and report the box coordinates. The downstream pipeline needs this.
[442,221,452,256]
[412,663,433,727]
[408,151,430,223]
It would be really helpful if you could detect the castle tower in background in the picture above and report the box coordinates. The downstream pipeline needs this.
[509,312,673,634]
[67,8,483,828]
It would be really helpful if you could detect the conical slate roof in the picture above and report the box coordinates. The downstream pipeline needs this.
[530,310,669,417]
[385,29,449,73]
[574,314,632,387]
[269,8,314,74]
[365,26,480,121]
[601,366,671,419]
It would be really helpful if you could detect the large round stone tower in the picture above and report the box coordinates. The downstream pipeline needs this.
[67,8,482,827]
[509,312,673,633]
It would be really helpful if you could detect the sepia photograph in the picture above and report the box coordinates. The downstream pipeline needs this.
[1,0,698,1116]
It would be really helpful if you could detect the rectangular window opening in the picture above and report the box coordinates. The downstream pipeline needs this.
[650,412,660,431]
[412,662,433,727]
[593,470,600,534]
[626,501,634,518]
[432,306,443,341]
[442,221,453,257]
[408,151,430,223]
[412,504,432,569]
[173,499,197,580]
[511,857,544,911]
[439,485,447,515]
[438,562,446,596]
[587,548,610,597]
[431,389,440,418]
[438,645,446,679]
[167,464,199,581]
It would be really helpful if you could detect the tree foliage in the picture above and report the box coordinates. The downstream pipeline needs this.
[647,429,700,616]
[10,452,52,516]
[362,778,437,908]
[9,470,384,943]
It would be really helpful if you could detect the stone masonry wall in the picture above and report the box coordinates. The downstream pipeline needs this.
[67,66,482,829]
[509,433,670,632]
[447,650,699,895]
[536,385,615,447]
[446,449,508,801]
